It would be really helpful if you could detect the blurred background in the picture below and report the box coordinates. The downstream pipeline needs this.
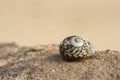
[0,0,120,50]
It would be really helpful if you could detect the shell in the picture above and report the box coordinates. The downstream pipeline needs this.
[59,35,96,61]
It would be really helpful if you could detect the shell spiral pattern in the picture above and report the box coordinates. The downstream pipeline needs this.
[59,35,95,61]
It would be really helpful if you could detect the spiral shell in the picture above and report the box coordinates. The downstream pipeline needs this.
[59,35,96,61]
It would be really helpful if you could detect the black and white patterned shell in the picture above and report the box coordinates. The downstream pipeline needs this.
[59,35,95,61]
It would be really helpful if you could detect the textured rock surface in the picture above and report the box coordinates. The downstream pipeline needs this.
[0,43,120,80]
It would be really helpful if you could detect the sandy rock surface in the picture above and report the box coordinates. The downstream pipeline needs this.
[0,43,120,80]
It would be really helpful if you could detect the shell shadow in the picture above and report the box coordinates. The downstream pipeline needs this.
[44,53,66,63]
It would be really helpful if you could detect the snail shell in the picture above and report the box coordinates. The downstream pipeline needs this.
[59,35,96,61]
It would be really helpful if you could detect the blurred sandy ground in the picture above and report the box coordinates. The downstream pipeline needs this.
[0,0,120,50]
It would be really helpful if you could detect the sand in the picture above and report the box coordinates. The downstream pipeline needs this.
[0,43,120,80]
[1,0,120,50]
